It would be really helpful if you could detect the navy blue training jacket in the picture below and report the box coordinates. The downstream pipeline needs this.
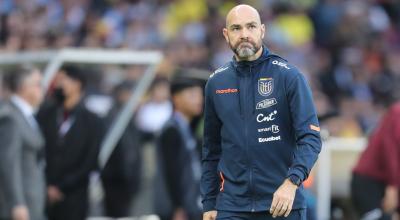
[201,46,322,212]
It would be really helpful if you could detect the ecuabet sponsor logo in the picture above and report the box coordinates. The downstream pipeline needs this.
[256,98,277,110]
[256,110,277,123]
[258,135,281,143]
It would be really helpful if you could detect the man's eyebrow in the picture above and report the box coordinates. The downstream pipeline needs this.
[246,21,258,26]
[229,24,241,28]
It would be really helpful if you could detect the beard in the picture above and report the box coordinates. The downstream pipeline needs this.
[230,39,262,60]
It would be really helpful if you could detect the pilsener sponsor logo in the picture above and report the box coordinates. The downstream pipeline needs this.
[216,88,238,94]
[258,136,281,143]
[256,98,277,110]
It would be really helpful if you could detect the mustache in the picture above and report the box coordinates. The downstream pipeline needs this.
[235,40,256,48]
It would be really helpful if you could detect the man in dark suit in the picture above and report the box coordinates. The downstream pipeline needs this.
[0,65,46,220]
[154,70,204,220]
[37,65,103,220]
[100,81,142,217]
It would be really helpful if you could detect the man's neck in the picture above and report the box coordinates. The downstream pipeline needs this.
[11,95,35,116]
[175,111,192,124]
[63,93,81,110]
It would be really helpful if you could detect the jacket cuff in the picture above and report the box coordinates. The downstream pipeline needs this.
[202,199,216,212]
[287,169,305,185]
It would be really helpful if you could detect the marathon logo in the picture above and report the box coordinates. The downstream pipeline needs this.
[256,98,277,110]
[258,135,281,143]
[216,88,238,94]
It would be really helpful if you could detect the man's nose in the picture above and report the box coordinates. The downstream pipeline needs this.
[240,28,250,40]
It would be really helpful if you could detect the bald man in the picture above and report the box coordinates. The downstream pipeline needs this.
[201,4,321,220]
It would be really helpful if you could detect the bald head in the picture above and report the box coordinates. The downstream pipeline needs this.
[223,4,265,61]
[226,4,261,28]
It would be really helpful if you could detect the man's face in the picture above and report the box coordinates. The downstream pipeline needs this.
[174,86,203,118]
[58,71,82,98]
[19,70,43,108]
[223,7,265,61]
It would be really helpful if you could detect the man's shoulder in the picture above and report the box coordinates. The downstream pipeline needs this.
[389,102,400,115]
[0,102,18,127]
[158,120,181,142]
[209,63,233,80]
[267,55,303,81]
[0,101,15,118]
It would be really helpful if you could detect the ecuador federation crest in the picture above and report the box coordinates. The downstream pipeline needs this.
[258,78,274,96]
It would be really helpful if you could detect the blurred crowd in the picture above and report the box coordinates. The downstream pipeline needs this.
[1,0,400,219]
[1,0,400,137]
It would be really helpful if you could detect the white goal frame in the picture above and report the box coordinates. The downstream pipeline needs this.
[0,48,163,169]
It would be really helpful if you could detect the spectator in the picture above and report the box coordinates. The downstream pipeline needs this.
[37,65,103,220]
[0,65,45,220]
[100,81,142,218]
[135,77,172,142]
[352,99,400,220]
[154,69,204,220]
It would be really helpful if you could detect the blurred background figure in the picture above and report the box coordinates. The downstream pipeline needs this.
[37,65,103,220]
[0,65,45,220]
[135,77,172,143]
[154,69,204,220]
[100,80,142,218]
[352,99,400,220]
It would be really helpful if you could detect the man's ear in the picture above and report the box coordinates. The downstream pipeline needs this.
[261,24,266,39]
[223,28,229,43]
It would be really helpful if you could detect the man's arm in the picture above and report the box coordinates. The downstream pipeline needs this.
[0,114,27,214]
[270,71,322,217]
[200,80,222,213]
[380,106,400,212]
[286,72,322,184]
[159,127,185,208]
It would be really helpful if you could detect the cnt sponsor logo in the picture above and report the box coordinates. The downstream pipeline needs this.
[256,98,277,110]
[258,78,274,96]
[256,110,277,123]
[258,125,280,133]
[258,135,281,143]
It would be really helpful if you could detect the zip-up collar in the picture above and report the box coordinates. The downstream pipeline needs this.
[231,45,273,116]
[231,45,271,72]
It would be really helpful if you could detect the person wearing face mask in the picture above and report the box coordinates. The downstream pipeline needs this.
[37,65,103,220]
[0,65,45,220]
[201,4,321,220]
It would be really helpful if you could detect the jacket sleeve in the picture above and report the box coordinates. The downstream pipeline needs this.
[200,80,222,212]
[159,127,185,208]
[286,72,322,184]
[0,115,26,208]
[381,107,400,186]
